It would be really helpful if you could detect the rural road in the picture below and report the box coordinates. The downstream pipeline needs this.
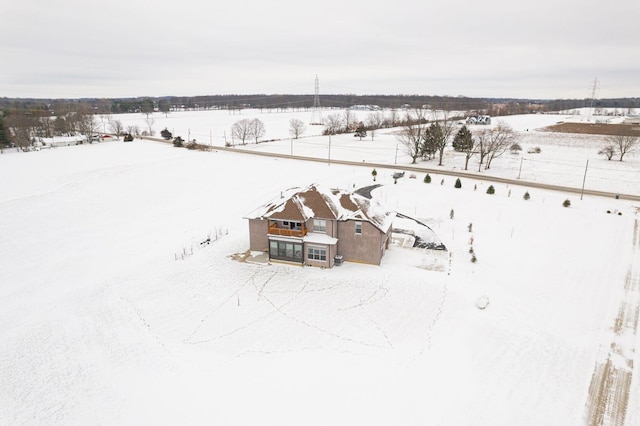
[160,139,639,202]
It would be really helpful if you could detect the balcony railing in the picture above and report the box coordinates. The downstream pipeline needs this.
[268,223,307,237]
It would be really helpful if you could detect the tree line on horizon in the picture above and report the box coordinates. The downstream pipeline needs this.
[2,94,639,118]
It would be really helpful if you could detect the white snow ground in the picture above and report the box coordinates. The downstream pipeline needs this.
[1,111,639,425]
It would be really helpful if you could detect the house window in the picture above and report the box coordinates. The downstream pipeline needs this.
[313,219,326,233]
[308,245,327,261]
[269,240,303,262]
[355,221,362,234]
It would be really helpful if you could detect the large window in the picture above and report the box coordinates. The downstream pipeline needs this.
[307,245,327,261]
[355,221,362,234]
[313,219,326,233]
[269,240,303,262]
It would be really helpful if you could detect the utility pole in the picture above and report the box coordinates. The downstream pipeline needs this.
[580,159,589,200]
[517,157,523,179]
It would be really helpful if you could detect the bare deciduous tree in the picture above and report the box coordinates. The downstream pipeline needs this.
[432,111,455,166]
[598,144,616,160]
[289,118,306,139]
[144,116,155,136]
[75,108,101,143]
[231,118,252,145]
[343,109,354,132]
[607,135,637,161]
[5,113,37,150]
[483,121,519,170]
[109,120,123,139]
[388,109,398,127]
[324,114,344,135]
[397,110,428,164]
[366,112,383,141]
[127,125,140,136]
[249,118,266,143]
[475,130,491,171]
[397,125,423,164]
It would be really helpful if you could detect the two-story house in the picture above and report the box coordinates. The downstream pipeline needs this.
[244,184,395,268]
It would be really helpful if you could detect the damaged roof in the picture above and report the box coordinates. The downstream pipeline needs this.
[244,184,395,233]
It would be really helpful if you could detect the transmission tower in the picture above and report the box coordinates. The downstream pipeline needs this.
[588,77,599,119]
[310,74,323,125]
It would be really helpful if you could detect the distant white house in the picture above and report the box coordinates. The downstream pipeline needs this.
[466,115,491,125]
[623,115,640,125]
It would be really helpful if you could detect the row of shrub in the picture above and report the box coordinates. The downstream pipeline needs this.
[424,173,576,206]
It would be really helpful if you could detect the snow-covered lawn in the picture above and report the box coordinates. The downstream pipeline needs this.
[1,138,639,425]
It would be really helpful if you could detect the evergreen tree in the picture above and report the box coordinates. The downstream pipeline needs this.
[563,199,571,207]
[486,185,495,194]
[452,125,473,151]
[160,128,173,140]
[452,125,475,170]
[424,173,431,183]
[523,191,530,200]
[454,178,462,188]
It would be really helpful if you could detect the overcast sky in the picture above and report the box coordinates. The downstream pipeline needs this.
[1,0,639,100]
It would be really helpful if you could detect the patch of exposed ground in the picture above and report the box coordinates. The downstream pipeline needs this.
[539,122,640,137]
[585,219,640,425]
[230,250,251,262]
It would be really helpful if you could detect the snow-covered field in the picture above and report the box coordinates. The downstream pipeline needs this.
[114,108,640,196]
[1,112,640,425]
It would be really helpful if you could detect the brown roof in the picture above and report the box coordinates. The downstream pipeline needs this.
[244,184,395,232]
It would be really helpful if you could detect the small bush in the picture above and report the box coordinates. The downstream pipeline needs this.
[186,142,209,151]
[454,178,462,188]
[471,254,477,263]
[424,173,431,184]
[123,133,134,142]
[523,191,530,200]
[563,199,571,208]
[486,185,495,194]
[173,136,184,147]
[160,128,173,140]
[618,212,622,216]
